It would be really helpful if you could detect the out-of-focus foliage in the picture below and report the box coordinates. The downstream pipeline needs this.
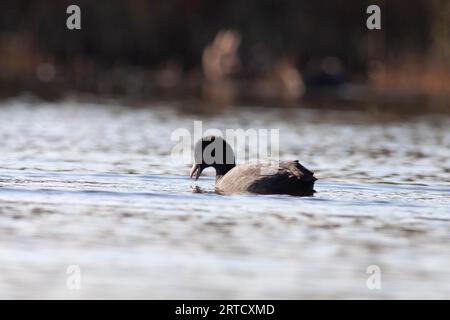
[0,0,448,109]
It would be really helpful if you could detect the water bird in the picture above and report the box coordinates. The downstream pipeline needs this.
[190,136,317,195]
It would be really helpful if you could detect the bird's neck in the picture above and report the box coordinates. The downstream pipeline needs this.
[214,163,235,183]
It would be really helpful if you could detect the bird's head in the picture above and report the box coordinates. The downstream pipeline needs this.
[190,135,235,180]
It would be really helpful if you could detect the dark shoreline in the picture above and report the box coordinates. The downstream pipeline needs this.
[1,80,448,116]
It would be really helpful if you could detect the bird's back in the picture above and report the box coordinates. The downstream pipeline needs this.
[216,160,316,196]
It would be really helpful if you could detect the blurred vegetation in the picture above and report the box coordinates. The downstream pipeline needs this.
[0,0,448,111]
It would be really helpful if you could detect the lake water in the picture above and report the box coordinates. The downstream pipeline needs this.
[0,97,449,299]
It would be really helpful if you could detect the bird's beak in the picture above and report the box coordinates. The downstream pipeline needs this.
[190,163,202,181]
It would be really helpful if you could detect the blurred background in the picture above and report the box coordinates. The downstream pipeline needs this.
[0,0,449,111]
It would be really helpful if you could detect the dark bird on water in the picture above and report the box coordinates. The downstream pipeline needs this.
[190,136,317,196]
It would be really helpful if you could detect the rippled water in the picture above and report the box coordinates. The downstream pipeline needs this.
[0,98,449,299]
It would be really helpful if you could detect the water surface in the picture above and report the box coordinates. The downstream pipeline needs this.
[0,98,449,299]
